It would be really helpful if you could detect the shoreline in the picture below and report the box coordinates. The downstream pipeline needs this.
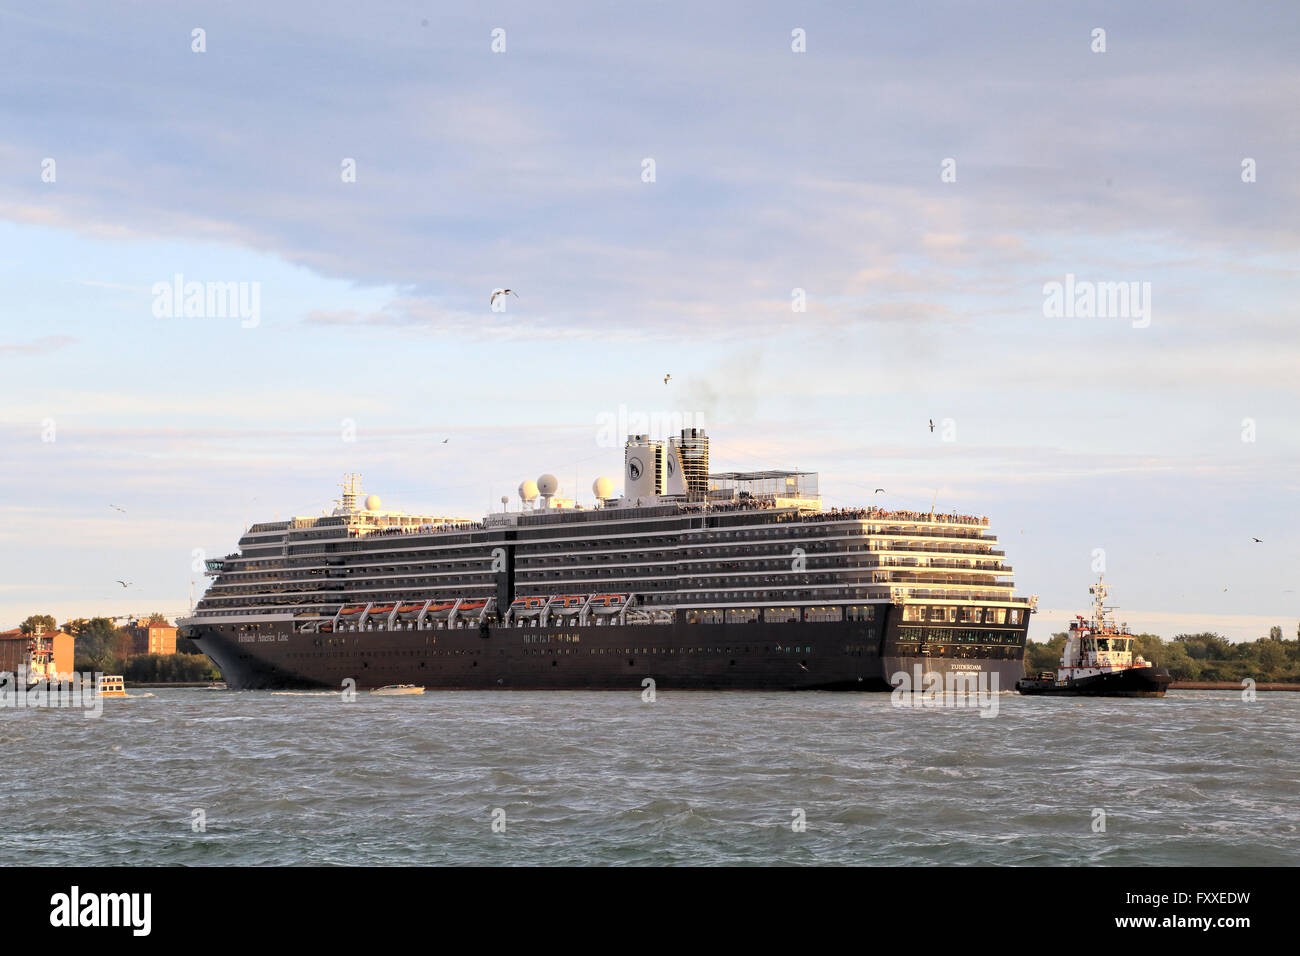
[1170,681,1300,691]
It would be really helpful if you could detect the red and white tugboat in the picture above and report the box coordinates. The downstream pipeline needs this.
[1016,576,1171,697]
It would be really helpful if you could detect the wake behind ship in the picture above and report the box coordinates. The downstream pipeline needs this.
[181,428,1036,691]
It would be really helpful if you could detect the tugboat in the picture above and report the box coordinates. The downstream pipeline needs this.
[1016,576,1171,697]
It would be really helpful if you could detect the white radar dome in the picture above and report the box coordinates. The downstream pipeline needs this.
[518,480,539,502]
[537,474,559,497]
[592,476,614,500]
[364,494,382,511]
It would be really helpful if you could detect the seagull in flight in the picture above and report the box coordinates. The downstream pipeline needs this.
[109,504,126,513]
[441,438,449,444]
[928,419,935,432]
[874,488,885,494]
[115,580,132,588]
[1251,537,1263,543]
[490,288,517,306]
[663,373,671,385]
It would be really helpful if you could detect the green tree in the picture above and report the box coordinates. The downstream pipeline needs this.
[1154,639,1200,680]
[1024,633,1067,675]
[1130,633,1166,666]
[1257,639,1286,674]
[144,612,171,626]
[73,617,125,673]
[61,618,92,637]
[1174,632,1231,661]
[122,653,219,683]
[19,614,57,635]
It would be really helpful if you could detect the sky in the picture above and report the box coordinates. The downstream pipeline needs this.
[1,1,1297,642]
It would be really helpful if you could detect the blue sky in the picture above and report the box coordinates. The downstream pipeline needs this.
[1,1,1297,640]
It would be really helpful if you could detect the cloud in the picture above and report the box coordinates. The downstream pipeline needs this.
[0,335,76,356]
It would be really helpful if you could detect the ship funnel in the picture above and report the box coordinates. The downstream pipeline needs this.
[624,434,661,501]
[674,427,709,497]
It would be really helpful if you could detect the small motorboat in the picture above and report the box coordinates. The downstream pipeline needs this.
[370,684,425,696]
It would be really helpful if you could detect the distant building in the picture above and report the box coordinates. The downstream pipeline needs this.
[0,627,75,680]
[124,621,178,657]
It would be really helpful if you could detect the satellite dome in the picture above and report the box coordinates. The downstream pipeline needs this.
[592,476,614,500]
[537,474,559,497]
[364,494,382,511]
[518,480,539,502]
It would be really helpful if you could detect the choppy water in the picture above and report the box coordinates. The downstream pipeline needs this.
[2,689,1297,866]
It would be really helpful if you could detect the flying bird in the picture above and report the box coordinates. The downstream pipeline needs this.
[874,488,885,494]
[1252,537,1263,543]
[490,288,517,306]
[663,373,671,385]
[109,504,126,513]
[441,439,449,444]
[115,580,132,588]
[928,419,934,432]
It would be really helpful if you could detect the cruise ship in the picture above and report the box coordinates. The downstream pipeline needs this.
[181,429,1036,690]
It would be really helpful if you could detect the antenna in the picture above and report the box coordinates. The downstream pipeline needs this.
[339,473,362,514]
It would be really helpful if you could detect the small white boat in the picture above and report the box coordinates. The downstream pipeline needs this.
[98,675,127,698]
[370,684,425,696]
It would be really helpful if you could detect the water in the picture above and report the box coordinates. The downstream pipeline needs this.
[3,689,1296,865]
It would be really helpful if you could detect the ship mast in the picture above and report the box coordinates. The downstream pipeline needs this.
[338,473,362,514]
